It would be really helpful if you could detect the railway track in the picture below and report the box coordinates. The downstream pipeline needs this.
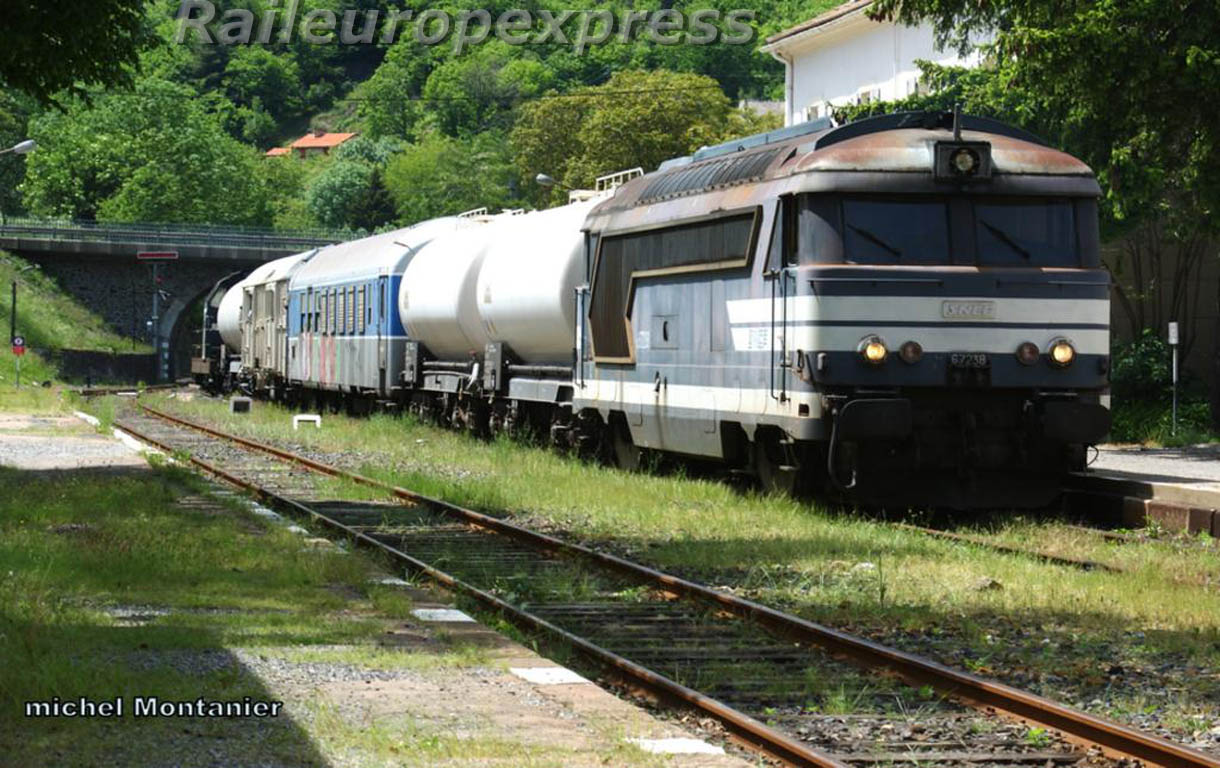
[115,402,1220,768]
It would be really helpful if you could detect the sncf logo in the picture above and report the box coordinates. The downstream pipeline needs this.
[941,300,996,320]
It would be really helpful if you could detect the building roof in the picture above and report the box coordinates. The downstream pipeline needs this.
[763,0,873,49]
[264,147,291,157]
[290,132,358,150]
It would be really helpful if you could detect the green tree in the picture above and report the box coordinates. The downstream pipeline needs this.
[422,45,555,137]
[3,0,154,102]
[511,70,734,206]
[384,132,517,224]
[21,79,271,225]
[307,160,375,230]
[866,0,1220,234]
[223,47,304,123]
[303,135,402,231]
[0,90,36,215]
[353,39,441,139]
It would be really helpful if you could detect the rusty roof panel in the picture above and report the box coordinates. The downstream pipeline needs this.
[638,147,784,204]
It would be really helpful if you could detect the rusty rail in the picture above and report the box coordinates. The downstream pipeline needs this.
[116,410,846,768]
[129,403,1220,768]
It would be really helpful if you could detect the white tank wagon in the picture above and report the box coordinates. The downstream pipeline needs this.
[398,214,504,361]
[475,199,600,364]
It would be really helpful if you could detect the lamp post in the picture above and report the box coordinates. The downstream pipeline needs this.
[0,139,36,156]
[2,140,36,339]
[534,173,572,191]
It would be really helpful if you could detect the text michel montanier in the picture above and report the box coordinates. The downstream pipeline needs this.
[25,697,283,718]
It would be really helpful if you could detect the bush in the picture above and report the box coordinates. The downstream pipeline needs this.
[1109,328,1212,444]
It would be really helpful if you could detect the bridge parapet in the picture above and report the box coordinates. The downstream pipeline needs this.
[0,217,355,261]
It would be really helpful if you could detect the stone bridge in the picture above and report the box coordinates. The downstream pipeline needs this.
[0,218,348,380]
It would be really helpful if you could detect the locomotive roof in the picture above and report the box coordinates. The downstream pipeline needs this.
[587,112,1099,230]
[291,217,462,287]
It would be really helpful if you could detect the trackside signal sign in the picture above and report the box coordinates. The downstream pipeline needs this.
[12,335,25,356]
[137,251,179,260]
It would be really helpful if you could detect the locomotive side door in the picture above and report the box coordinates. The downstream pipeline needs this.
[766,197,796,404]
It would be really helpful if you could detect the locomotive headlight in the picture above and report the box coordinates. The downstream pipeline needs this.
[951,147,980,175]
[1049,339,1076,367]
[859,336,887,364]
[899,340,923,364]
[1016,341,1040,366]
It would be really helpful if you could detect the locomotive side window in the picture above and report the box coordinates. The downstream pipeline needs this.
[590,210,758,362]
[974,200,1077,266]
[841,199,950,265]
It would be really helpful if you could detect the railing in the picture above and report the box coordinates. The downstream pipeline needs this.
[0,216,357,252]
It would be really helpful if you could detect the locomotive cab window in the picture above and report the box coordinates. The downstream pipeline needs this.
[974,199,1077,266]
[840,199,950,265]
[797,193,1099,267]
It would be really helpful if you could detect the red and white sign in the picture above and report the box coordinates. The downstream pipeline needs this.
[12,335,25,356]
[137,251,179,261]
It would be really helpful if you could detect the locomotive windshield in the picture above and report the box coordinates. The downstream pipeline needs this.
[797,194,1097,267]
[974,200,1076,266]
[841,199,949,265]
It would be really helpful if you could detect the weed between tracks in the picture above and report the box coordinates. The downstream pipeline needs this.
[143,393,1220,746]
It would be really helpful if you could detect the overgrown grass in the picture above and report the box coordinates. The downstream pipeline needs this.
[1110,397,1218,446]
[146,392,1220,738]
[0,458,490,765]
[0,250,149,354]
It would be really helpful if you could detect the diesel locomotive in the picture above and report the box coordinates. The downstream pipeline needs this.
[204,111,1111,508]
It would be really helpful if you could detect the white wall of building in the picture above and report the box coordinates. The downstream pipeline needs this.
[767,11,986,126]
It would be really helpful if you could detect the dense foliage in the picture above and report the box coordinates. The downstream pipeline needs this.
[3,1,154,103]
[0,0,831,231]
[865,0,1220,238]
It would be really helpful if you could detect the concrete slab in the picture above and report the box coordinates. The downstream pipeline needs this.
[411,607,477,623]
[629,737,727,755]
[510,666,591,685]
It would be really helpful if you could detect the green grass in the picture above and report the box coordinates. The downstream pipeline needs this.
[0,456,511,766]
[145,393,1220,740]
[0,251,149,355]
[0,251,149,392]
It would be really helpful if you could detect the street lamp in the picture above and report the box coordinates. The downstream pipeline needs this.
[0,140,35,155]
[535,173,571,191]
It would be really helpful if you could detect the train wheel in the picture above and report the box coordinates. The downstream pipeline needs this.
[611,422,643,471]
[754,431,800,496]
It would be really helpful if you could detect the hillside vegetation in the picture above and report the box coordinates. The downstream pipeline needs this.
[0,0,840,234]
[0,251,151,389]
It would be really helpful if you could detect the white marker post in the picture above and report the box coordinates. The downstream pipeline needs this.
[1168,321,1179,436]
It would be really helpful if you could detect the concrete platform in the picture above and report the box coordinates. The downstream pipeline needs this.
[1069,443,1220,535]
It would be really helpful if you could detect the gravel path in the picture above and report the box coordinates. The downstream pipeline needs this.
[0,415,147,470]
